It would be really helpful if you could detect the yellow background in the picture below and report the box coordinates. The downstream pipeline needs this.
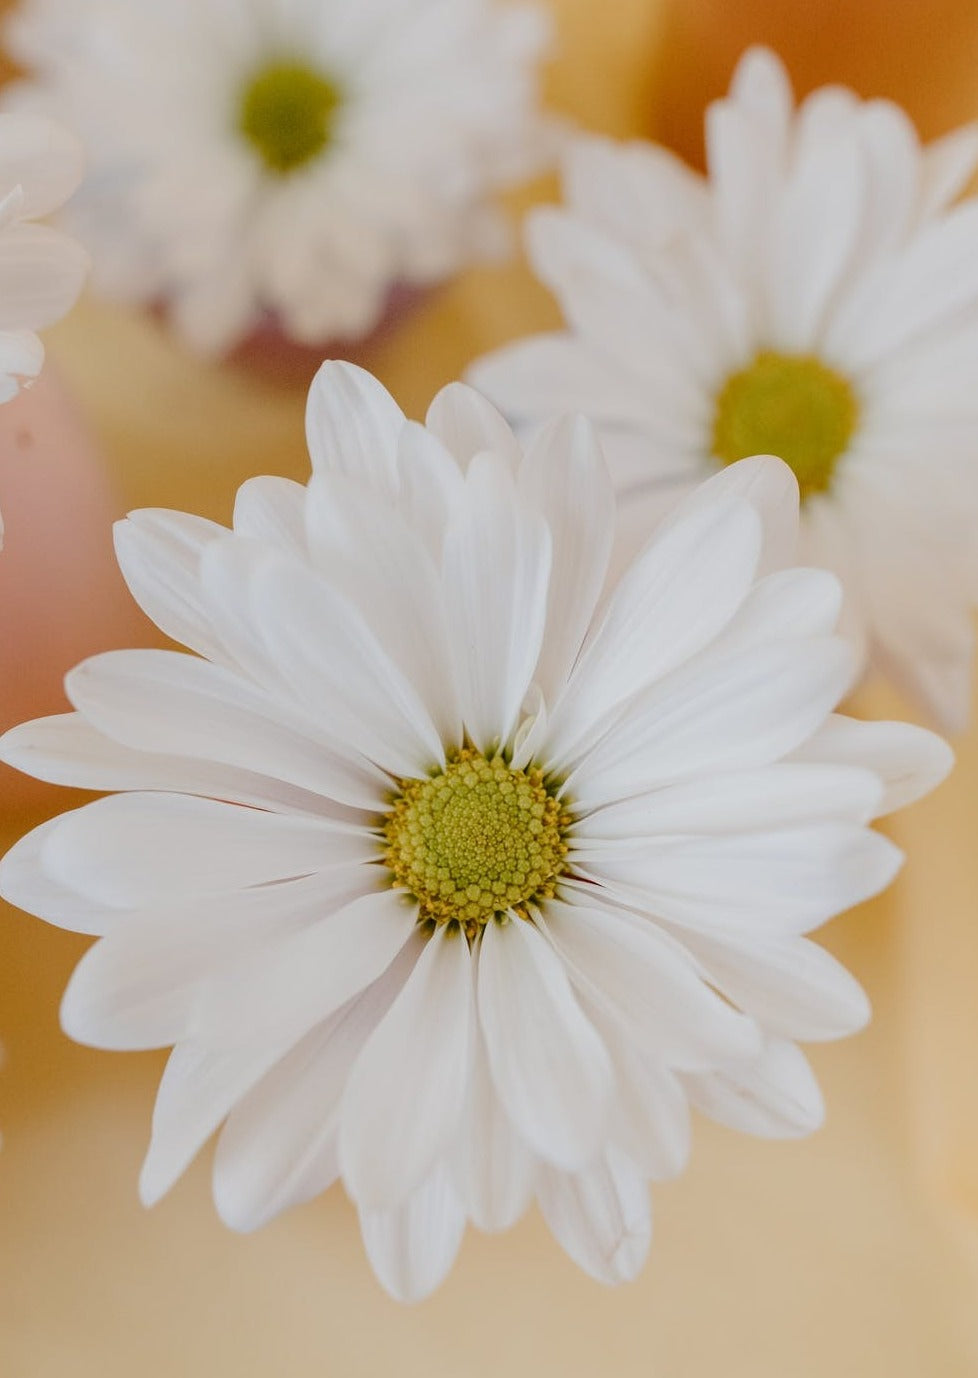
[2,1,978,1371]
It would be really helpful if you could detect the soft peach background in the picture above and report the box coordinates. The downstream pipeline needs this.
[1,1,978,1372]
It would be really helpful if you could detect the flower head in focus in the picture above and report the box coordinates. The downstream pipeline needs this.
[4,0,551,354]
[471,46,978,731]
[0,110,87,402]
[0,362,950,1300]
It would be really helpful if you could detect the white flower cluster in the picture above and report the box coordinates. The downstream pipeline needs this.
[0,19,972,1309]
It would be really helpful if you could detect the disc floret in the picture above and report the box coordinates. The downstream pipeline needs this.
[238,59,342,175]
[712,351,858,500]
[383,748,570,936]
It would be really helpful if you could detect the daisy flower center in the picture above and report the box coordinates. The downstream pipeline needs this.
[712,351,859,500]
[238,60,342,175]
[383,749,570,936]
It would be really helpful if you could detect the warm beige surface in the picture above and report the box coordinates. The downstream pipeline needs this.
[1,1,978,1372]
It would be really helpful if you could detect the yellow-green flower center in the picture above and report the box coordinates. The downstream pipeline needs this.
[238,60,341,175]
[383,749,569,936]
[712,351,859,500]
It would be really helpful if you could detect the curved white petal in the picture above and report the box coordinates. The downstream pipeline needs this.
[477,915,613,1171]
[305,361,404,494]
[359,1161,467,1304]
[113,509,230,664]
[576,763,883,841]
[546,495,762,766]
[340,925,473,1210]
[213,938,421,1232]
[139,1039,294,1208]
[442,453,552,752]
[681,932,871,1042]
[0,813,119,935]
[587,823,903,938]
[570,636,857,809]
[0,111,83,216]
[0,712,360,820]
[0,221,88,329]
[253,555,444,777]
[303,470,461,744]
[539,897,760,1070]
[451,1029,534,1232]
[59,866,375,1051]
[66,648,386,811]
[790,714,954,815]
[537,1148,651,1286]
[196,889,419,1049]
[231,474,307,551]
[41,793,370,907]
[517,413,615,704]
[683,1038,825,1139]
[425,381,521,470]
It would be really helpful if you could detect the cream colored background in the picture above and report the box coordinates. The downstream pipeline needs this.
[1,1,978,1371]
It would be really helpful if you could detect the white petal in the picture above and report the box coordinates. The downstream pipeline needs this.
[359,1161,466,1304]
[442,454,552,752]
[570,636,857,809]
[253,555,444,777]
[213,939,421,1232]
[59,868,374,1051]
[469,332,660,428]
[394,420,466,557]
[66,649,385,811]
[232,475,307,553]
[41,793,369,907]
[588,823,903,937]
[681,932,870,1042]
[303,471,461,745]
[546,495,761,766]
[451,1030,534,1232]
[919,123,978,218]
[425,381,521,470]
[140,1039,294,1207]
[0,712,358,819]
[340,926,473,1210]
[0,813,117,935]
[0,221,88,330]
[763,123,862,349]
[537,1148,651,1285]
[684,1039,825,1138]
[197,889,419,1049]
[790,714,954,814]
[517,413,615,703]
[0,112,83,217]
[305,361,404,495]
[477,916,613,1171]
[540,897,760,1070]
[709,567,843,657]
[577,763,883,840]
[662,455,800,577]
[113,510,230,664]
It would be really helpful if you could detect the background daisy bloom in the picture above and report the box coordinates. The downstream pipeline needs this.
[3,0,550,355]
[0,362,950,1301]
[0,109,87,401]
[471,45,978,732]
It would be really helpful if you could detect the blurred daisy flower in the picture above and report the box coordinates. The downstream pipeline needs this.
[0,364,950,1301]
[472,46,978,731]
[0,110,87,402]
[4,0,551,355]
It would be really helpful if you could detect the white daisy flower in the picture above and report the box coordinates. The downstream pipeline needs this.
[0,362,949,1301]
[4,0,551,355]
[471,45,978,732]
[0,110,87,402]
